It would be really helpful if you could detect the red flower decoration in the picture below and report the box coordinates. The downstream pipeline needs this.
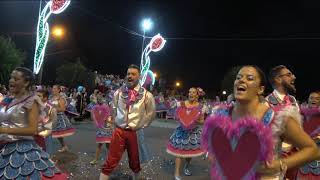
[150,34,166,52]
[51,0,71,14]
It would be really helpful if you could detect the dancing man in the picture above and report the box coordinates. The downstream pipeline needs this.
[99,64,155,180]
[265,65,299,179]
[266,65,298,109]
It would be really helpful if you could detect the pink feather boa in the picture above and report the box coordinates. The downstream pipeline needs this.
[202,114,274,180]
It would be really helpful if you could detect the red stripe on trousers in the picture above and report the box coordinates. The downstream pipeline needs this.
[101,127,141,175]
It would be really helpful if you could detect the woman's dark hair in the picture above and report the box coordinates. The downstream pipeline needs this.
[240,65,267,87]
[14,67,34,89]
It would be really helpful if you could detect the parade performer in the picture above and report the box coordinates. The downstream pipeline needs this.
[36,89,57,156]
[90,95,113,165]
[85,89,99,113]
[266,65,300,179]
[166,87,206,180]
[297,91,320,180]
[266,65,299,109]
[76,86,86,117]
[64,88,79,117]
[202,65,319,180]
[99,64,155,180]
[50,85,76,152]
[0,67,68,179]
[65,96,79,117]
[155,92,167,112]
[165,96,178,119]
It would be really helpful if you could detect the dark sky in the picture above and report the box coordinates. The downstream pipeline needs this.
[1,1,320,100]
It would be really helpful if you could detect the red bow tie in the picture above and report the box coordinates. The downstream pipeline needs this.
[128,89,138,103]
[283,95,293,106]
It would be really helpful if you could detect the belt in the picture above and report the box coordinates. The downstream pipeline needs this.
[116,125,134,131]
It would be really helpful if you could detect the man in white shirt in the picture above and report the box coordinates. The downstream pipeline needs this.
[265,65,299,180]
[266,65,299,109]
[99,64,155,180]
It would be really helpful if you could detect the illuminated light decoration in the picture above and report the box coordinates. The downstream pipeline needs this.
[52,26,64,37]
[33,0,71,74]
[51,0,71,14]
[140,34,166,86]
[141,19,152,31]
[147,70,156,85]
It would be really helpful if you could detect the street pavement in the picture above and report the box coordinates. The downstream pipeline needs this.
[52,118,210,180]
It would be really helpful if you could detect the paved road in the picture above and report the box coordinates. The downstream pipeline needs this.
[52,118,210,180]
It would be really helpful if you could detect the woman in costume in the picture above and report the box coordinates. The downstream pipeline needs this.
[296,91,320,180]
[34,89,57,157]
[155,92,167,111]
[76,86,86,117]
[166,87,206,180]
[0,67,67,179]
[202,65,319,179]
[65,89,79,117]
[89,95,113,165]
[50,85,76,152]
[165,96,178,119]
[85,89,99,113]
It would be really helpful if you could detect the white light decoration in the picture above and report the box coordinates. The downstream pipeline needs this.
[141,19,153,31]
[33,0,71,74]
[140,33,166,86]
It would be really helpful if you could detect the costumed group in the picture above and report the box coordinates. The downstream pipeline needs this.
[0,64,319,180]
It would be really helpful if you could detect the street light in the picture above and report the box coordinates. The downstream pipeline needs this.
[176,82,181,87]
[140,18,153,70]
[222,90,227,95]
[52,25,65,38]
[38,25,66,84]
[141,19,153,31]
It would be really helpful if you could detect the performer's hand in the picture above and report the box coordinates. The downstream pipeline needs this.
[256,160,281,176]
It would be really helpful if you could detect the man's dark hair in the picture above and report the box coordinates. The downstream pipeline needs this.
[268,65,287,88]
[37,89,49,98]
[127,64,140,73]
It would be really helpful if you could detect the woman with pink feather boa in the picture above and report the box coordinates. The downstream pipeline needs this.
[202,65,319,180]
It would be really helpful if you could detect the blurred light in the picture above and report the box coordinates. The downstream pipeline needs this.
[153,72,157,78]
[141,18,152,31]
[222,90,227,95]
[52,26,64,38]
[176,82,181,87]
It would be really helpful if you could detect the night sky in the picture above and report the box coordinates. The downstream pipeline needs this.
[1,1,320,100]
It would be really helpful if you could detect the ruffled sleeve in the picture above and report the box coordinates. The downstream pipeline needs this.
[23,95,44,110]
[272,106,302,137]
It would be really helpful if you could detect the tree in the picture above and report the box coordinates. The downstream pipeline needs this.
[0,36,25,84]
[56,60,87,88]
